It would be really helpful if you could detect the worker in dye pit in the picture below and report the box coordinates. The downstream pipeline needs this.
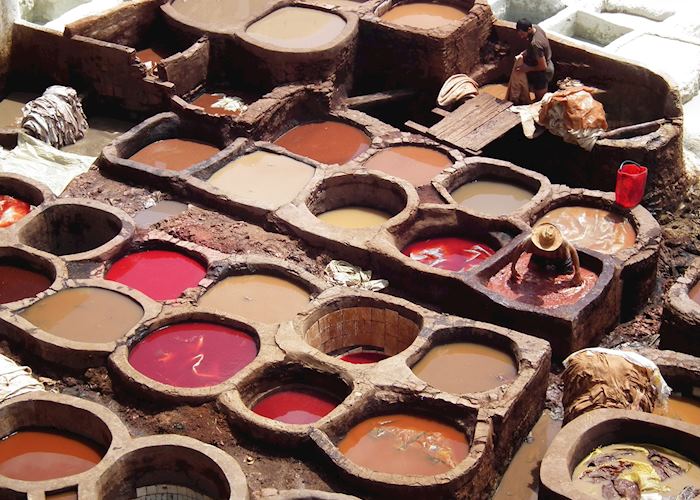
[514,18,555,101]
[509,223,583,285]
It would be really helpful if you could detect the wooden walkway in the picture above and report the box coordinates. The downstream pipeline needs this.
[406,93,521,155]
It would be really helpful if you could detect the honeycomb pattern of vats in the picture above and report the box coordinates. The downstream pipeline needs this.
[539,408,700,500]
[660,258,700,357]
[0,392,249,499]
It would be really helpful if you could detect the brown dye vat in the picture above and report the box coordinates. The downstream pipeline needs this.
[0,429,104,481]
[0,91,36,128]
[245,7,346,50]
[493,412,561,500]
[363,146,452,187]
[486,253,598,309]
[379,3,467,30]
[337,414,469,476]
[135,46,174,66]
[689,282,700,305]
[537,206,637,254]
[207,151,315,207]
[274,121,371,165]
[129,139,220,171]
[46,492,78,500]
[654,396,700,426]
[317,207,391,228]
[451,179,534,216]
[132,200,188,229]
[411,342,517,394]
[169,0,274,31]
[20,287,144,343]
[0,259,52,304]
[480,83,508,100]
[190,93,255,116]
[572,443,700,497]
[62,117,134,157]
[199,274,311,324]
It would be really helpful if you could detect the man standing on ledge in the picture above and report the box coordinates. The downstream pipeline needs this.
[515,18,554,101]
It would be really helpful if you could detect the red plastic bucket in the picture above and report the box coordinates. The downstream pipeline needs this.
[615,160,647,208]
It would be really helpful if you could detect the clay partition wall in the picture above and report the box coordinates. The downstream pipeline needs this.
[539,409,700,500]
[218,288,551,497]
[355,0,493,91]
[63,0,210,96]
[11,21,174,113]
[484,21,687,212]
[528,186,661,316]
[636,347,700,401]
[660,259,700,357]
[0,392,249,499]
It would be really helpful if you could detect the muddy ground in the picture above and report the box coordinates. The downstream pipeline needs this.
[3,163,700,497]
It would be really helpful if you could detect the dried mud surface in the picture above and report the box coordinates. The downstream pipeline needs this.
[8,166,700,496]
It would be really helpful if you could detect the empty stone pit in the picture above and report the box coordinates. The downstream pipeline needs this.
[542,10,633,49]
[220,362,353,446]
[660,260,700,357]
[0,246,63,306]
[489,0,566,24]
[16,200,133,261]
[300,296,424,364]
[433,157,551,219]
[540,409,700,499]
[0,392,129,493]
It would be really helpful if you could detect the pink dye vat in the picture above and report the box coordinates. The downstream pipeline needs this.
[252,387,340,424]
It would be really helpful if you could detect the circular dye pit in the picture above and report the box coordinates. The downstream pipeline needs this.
[363,146,452,187]
[380,2,467,30]
[169,0,275,31]
[654,395,700,426]
[317,207,391,228]
[20,287,144,343]
[252,385,341,424]
[0,429,104,481]
[105,249,206,301]
[132,200,188,229]
[0,195,30,228]
[245,7,346,50]
[690,282,700,306]
[412,342,517,393]
[129,322,257,388]
[207,151,315,207]
[451,179,535,216]
[0,259,52,304]
[274,121,371,165]
[402,237,495,274]
[486,253,597,309]
[537,206,637,254]
[129,138,220,171]
[572,443,700,497]
[199,274,311,324]
[339,349,390,364]
[338,414,469,476]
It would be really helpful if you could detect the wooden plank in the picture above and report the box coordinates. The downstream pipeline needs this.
[442,100,511,143]
[343,89,416,108]
[459,109,520,151]
[428,94,493,135]
[404,120,429,134]
[431,107,450,117]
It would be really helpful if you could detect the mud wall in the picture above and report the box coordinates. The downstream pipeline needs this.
[0,0,19,93]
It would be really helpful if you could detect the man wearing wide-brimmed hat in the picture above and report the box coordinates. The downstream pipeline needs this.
[509,222,583,285]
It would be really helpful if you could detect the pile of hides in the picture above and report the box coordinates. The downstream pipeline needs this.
[538,86,608,151]
[437,74,479,108]
[21,85,88,149]
[0,354,44,403]
[562,348,671,423]
[324,260,388,291]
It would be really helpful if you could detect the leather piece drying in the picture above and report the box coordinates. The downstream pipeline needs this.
[21,85,88,149]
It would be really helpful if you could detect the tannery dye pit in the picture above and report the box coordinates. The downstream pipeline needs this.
[0,0,695,497]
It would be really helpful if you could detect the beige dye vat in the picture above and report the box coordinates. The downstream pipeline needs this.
[412,342,517,394]
[246,7,346,50]
[451,179,534,216]
[207,151,315,207]
[169,0,274,31]
[199,274,311,324]
[380,3,467,30]
[20,287,144,343]
[572,443,700,498]
[537,206,636,254]
[317,207,391,228]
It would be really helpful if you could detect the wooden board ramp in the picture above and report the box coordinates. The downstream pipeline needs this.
[406,93,521,155]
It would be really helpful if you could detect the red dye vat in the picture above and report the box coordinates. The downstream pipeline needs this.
[402,237,496,274]
[0,195,30,228]
[105,250,206,301]
[128,322,257,388]
[340,350,390,364]
[252,387,340,424]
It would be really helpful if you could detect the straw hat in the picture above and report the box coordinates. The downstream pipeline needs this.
[532,223,564,252]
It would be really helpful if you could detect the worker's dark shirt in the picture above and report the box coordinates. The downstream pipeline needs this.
[524,25,552,68]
